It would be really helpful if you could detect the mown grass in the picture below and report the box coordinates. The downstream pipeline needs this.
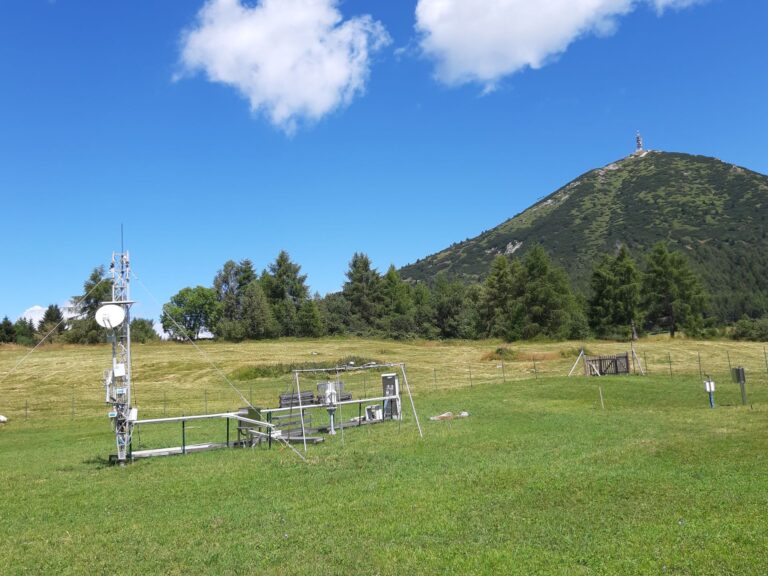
[1,338,767,574]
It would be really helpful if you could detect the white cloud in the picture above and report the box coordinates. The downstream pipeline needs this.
[20,306,46,326]
[416,0,706,89]
[178,0,390,133]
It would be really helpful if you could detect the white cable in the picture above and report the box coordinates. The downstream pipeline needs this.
[0,277,108,386]
[131,271,255,411]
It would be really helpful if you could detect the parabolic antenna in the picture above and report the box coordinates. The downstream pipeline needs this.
[95,304,126,329]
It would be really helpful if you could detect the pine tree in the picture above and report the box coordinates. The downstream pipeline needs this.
[240,281,278,339]
[64,266,114,344]
[37,304,65,341]
[379,265,415,339]
[642,242,707,337]
[261,251,309,336]
[0,316,15,343]
[589,246,641,338]
[297,299,325,337]
[342,253,381,334]
[212,259,257,328]
[480,256,523,340]
[13,318,35,346]
[520,245,579,340]
[411,283,437,339]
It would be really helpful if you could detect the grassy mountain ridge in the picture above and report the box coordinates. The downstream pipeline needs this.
[400,151,768,321]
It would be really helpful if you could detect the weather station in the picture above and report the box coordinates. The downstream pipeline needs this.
[95,251,136,465]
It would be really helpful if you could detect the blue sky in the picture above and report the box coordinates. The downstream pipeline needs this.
[1,0,766,325]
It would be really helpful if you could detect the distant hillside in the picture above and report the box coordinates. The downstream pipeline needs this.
[400,151,768,321]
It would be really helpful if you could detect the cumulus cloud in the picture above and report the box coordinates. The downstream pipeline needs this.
[416,0,706,89]
[178,0,390,133]
[20,306,46,326]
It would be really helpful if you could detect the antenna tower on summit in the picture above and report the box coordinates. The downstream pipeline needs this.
[635,131,644,153]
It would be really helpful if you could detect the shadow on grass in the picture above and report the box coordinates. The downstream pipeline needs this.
[82,455,113,470]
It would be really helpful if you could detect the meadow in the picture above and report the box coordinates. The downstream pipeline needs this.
[1,337,767,574]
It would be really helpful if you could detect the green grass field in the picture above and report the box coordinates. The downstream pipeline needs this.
[1,338,767,574]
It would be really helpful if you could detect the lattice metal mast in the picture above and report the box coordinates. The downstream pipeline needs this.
[104,251,134,462]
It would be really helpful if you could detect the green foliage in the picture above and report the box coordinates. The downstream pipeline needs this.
[230,356,379,380]
[400,151,768,323]
[64,266,113,344]
[378,265,415,339]
[35,304,65,343]
[212,259,257,325]
[483,346,517,361]
[239,281,279,340]
[642,242,708,337]
[261,251,309,337]
[343,252,382,334]
[589,246,641,339]
[731,315,768,341]
[480,256,523,340]
[130,318,160,343]
[297,299,325,338]
[480,248,583,341]
[0,316,15,343]
[12,318,35,346]
[161,286,219,341]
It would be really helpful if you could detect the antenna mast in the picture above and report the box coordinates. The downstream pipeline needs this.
[103,250,134,463]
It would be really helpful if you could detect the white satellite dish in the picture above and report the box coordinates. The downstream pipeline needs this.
[95,304,126,329]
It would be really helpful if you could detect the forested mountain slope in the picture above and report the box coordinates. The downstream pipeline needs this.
[400,151,768,321]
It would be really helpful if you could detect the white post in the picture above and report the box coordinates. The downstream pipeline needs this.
[568,349,585,377]
[400,364,423,439]
[294,371,308,453]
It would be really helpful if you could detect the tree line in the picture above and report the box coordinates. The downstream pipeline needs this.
[156,242,709,343]
[0,242,715,346]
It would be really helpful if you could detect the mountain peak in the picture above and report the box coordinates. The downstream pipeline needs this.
[400,151,768,321]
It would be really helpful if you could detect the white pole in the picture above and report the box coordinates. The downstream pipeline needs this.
[599,386,605,410]
[568,349,585,377]
[294,371,308,453]
[336,368,344,444]
[400,364,423,439]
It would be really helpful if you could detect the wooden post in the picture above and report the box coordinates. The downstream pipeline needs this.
[668,353,673,379]
[726,351,732,375]
[533,356,538,380]
[697,351,703,380]
[469,365,473,388]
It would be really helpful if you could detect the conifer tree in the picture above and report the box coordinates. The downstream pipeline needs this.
[342,252,381,333]
[261,251,309,336]
[588,246,641,338]
[379,265,415,339]
[297,299,325,338]
[642,242,707,337]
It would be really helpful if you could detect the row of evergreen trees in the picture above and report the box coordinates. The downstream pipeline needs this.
[157,243,707,342]
[0,242,710,346]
